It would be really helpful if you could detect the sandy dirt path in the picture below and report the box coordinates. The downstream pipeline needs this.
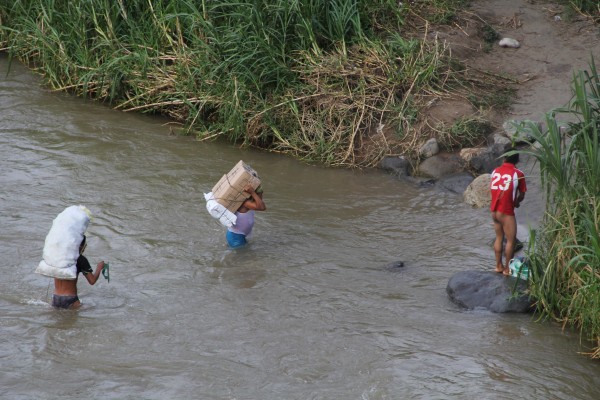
[469,0,600,122]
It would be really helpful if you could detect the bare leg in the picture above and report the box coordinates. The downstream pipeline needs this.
[69,299,82,309]
[502,214,518,276]
[491,212,504,273]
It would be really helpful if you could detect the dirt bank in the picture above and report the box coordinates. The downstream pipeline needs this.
[467,0,599,123]
[431,0,599,231]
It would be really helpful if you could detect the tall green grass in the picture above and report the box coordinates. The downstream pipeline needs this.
[561,0,599,17]
[0,0,501,166]
[0,0,508,166]
[519,58,600,358]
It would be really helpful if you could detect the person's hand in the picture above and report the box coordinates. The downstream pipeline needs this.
[97,261,105,270]
[243,185,255,195]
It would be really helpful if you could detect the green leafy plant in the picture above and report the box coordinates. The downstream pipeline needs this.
[519,57,600,358]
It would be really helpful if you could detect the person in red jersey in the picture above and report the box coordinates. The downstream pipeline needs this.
[490,153,527,276]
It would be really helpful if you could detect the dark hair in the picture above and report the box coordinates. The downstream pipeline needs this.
[80,235,87,248]
[505,152,519,164]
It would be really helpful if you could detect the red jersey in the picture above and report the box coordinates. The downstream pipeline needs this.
[490,162,527,216]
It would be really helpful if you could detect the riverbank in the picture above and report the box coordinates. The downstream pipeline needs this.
[0,0,518,167]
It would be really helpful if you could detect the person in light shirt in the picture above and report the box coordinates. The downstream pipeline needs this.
[226,185,266,248]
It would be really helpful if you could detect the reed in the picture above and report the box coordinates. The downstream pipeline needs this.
[518,58,600,358]
[560,0,599,19]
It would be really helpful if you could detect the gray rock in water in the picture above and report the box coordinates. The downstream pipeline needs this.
[384,261,405,271]
[446,270,534,313]
[486,237,524,252]
[437,172,474,194]
[379,155,411,177]
[417,153,464,179]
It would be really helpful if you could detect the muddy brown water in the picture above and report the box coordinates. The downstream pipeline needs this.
[1,55,599,399]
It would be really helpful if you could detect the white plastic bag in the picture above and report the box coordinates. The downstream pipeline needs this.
[36,205,92,279]
[204,192,237,228]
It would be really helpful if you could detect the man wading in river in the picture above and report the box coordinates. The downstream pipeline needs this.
[226,185,266,248]
[490,153,527,276]
[52,235,106,309]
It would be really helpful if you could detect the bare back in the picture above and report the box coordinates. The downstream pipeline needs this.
[54,277,78,296]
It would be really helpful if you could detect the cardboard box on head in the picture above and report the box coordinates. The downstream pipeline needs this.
[211,160,261,213]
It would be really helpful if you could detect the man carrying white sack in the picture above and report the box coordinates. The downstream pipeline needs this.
[52,234,106,309]
[36,205,107,309]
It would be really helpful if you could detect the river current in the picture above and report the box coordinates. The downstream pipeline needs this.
[1,55,599,399]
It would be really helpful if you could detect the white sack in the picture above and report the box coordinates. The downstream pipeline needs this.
[204,192,237,228]
[36,205,92,279]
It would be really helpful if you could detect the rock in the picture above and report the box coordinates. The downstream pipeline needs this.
[491,133,512,152]
[384,261,405,271]
[499,37,520,48]
[459,146,503,174]
[404,176,436,188]
[463,173,491,208]
[487,237,524,252]
[502,119,540,143]
[459,147,487,163]
[437,172,474,194]
[468,149,501,174]
[417,153,464,179]
[446,270,534,313]
[379,155,411,177]
[419,138,439,158]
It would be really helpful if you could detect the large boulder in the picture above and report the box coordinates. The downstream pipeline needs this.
[446,270,534,313]
[463,173,491,208]
[459,147,487,164]
[379,155,411,177]
[437,172,474,194]
[417,153,464,179]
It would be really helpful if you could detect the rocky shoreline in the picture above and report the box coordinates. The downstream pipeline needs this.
[379,117,543,209]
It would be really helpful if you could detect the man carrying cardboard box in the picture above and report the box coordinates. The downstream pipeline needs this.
[226,184,266,248]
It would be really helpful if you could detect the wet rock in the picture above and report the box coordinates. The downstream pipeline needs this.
[446,270,534,313]
[437,172,474,194]
[417,152,464,179]
[384,261,405,271]
[472,149,500,174]
[404,176,436,188]
[463,173,491,208]
[487,237,524,252]
[379,155,410,177]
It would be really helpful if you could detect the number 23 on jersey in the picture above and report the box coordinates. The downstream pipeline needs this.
[491,172,514,191]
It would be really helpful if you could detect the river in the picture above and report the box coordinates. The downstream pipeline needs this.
[1,55,599,399]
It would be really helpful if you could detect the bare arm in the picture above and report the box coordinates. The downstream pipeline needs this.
[514,191,525,208]
[83,261,105,285]
[242,185,266,211]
